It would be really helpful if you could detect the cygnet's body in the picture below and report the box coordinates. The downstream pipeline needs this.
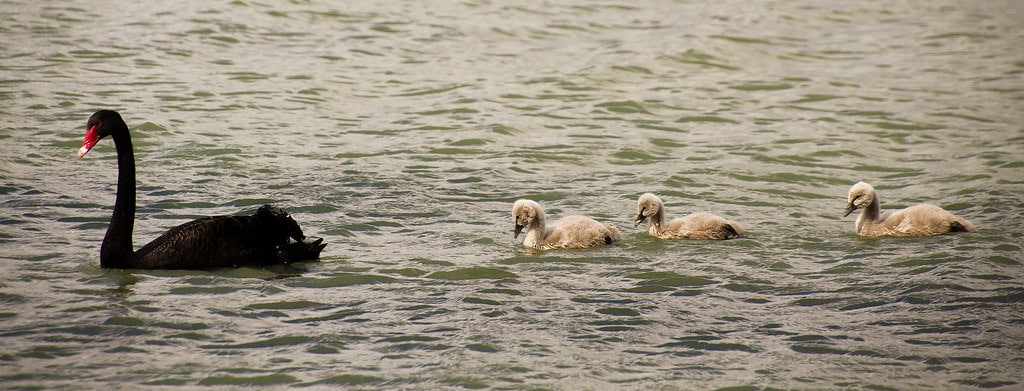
[635,193,743,240]
[844,181,975,237]
[512,199,621,250]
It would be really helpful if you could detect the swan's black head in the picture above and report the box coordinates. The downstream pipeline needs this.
[78,110,127,158]
[256,204,305,243]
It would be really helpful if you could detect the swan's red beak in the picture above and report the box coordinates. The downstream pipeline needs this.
[77,125,100,158]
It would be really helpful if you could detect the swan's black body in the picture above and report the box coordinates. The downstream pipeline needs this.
[78,110,326,269]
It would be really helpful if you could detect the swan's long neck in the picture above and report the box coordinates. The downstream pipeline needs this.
[648,203,666,235]
[856,194,881,233]
[100,130,136,268]
[522,210,546,249]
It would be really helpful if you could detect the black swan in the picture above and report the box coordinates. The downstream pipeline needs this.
[77,110,326,269]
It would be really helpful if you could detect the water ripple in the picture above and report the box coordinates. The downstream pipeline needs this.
[1,0,1022,389]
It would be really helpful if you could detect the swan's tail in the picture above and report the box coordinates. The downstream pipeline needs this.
[604,224,622,243]
[951,218,976,233]
[724,222,744,238]
[281,238,327,263]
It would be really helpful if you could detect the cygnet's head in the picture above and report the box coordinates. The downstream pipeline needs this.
[635,193,663,227]
[512,199,543,238]
[844,181,877,217]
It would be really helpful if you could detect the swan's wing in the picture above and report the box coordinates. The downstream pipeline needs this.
[884,204,962,236]
[544,215,616,248]
[661,212,740,239]
[134,215,274,269]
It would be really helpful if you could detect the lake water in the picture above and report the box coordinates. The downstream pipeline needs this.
[2,0,1023,389]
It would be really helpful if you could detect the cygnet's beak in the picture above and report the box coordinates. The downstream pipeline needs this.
[634,214,646,227]
[843,203,856,218]
[513,224,525,239]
